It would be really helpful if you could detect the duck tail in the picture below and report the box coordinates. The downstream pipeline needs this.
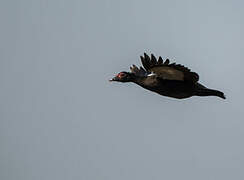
[195,88,226,99]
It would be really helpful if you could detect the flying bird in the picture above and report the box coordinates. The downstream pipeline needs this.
[110,53,225,99]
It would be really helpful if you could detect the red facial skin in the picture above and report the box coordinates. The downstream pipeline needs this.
[117,72,126,79]
[109,72,128,82]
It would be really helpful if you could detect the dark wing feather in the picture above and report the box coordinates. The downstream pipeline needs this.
[150,54,157,65]
[157,56,163,65]
[164,59,170,65]
[140,56,150,71]
[140,53,199,83]
[130,64,147,77]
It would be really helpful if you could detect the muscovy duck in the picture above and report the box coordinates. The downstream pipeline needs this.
[110,53,225,99]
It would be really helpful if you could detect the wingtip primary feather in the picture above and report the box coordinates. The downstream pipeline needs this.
[164,59,169,65]
[158,56,163,65]
[151,54,157,65]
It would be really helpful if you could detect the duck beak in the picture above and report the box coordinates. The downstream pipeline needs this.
[109,76,119,82]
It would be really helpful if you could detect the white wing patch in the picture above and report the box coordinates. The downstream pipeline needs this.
[147,72,156,77]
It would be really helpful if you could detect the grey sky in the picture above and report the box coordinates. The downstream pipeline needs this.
[1,0,244,180]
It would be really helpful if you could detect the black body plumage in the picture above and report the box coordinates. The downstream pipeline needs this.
[110,53,225,99]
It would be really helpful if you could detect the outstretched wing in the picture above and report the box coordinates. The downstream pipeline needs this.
[130,64,147,77]
[140,53,199,83]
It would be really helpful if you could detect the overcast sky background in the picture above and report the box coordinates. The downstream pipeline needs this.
[1,0,244,180]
